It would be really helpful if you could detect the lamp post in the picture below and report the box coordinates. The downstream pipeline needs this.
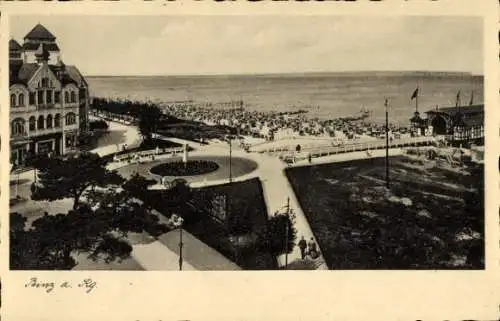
[173,214,184,271]
[384,98,390,189]
[284,197,290,270]
[228,136,232,184]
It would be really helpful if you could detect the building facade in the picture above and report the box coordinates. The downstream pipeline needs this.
[9,24,90,166]
[419,105,484,146]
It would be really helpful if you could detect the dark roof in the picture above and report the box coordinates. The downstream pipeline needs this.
[48,64,86,87]
[24,24,56,41]
[10,60,88,88]
[22,42,60,52]
[463,113,484,127]
[425,105,484,116]
[9,62,40,86]
[9,39,22,51]
[66,65,88,87]
[409,112,424,123]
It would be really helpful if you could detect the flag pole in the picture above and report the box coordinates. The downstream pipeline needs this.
[415,88,418,113]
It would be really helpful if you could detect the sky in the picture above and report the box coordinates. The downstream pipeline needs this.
[10,15,484,76]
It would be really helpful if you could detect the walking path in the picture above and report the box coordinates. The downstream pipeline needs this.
[131,240,197,271]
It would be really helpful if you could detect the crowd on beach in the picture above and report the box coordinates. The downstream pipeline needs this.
[158,100,412,142]
[91,97,414,146]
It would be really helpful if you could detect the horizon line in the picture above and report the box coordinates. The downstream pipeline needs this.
[84,70,483,78]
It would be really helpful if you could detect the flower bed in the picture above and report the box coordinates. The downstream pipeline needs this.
[150,160,220,177]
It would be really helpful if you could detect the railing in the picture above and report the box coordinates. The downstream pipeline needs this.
[11,132,29,141]
[268,136,440,159]
[11,125,80,140]
[113,147,185,163]
[37,103,57,109]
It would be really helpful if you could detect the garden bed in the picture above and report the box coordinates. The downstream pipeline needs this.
[144,178,277,270]
[150,160,219,177]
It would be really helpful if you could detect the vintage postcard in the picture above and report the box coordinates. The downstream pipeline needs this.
[0,1,498,320]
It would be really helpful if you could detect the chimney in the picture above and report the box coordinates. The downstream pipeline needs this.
[35,43,50,65]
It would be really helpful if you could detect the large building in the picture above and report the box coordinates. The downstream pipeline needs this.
[9,24,90,166]
[410,105,484,146]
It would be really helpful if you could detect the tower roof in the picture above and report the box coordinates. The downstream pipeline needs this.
[9,39,22,51]
[24,23,56,41]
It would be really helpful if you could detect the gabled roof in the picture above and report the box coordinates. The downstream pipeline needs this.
[48,64,87,87]
[10,60,88,88]
[9,39,22,51]
[65,65,88,87]
[24,23,56,41]
[22,42,60,52]
[10,62,40,86]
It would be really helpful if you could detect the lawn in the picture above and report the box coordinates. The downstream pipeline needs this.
[286,155,484,269]
[145,178,277,270]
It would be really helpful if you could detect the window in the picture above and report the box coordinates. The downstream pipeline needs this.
[55,91,60,104]
[29,116,36,131]
[18,93,25,106]
[64,91,69,103]
[70,91,76,103]
[46,90,53,104]
[50,80,53,87]
[29,92,36,105]
[54,114,61,128]
[38,115,45,130]
[37,90,44,105]
[41,77,49,87]
[10,94,16,107]
[12,118,25,135]
[46,114,53,128]
[65,112,76,126]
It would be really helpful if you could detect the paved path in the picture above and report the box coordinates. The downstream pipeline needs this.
[250,153,329,269]
[131,239,197,271]
[91,120,142,156]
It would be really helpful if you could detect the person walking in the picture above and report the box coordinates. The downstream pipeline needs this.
[308,237,318,259]
[298,236,307,260]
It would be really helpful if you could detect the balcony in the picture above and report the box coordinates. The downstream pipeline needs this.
[26,127,64,138]
[11,131,30,143]
[37,103,60,110]
[11,105,37,113]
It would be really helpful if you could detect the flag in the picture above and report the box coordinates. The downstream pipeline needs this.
[411,87,419,100]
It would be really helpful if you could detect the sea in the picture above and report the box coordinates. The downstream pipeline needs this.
[87,72,484,125]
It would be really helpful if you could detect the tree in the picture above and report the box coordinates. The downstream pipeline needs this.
[226,198,253,236]
[11,174,169,270]
[138,105,163,142]
[31,152,124,209]
[257,211,297,256]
